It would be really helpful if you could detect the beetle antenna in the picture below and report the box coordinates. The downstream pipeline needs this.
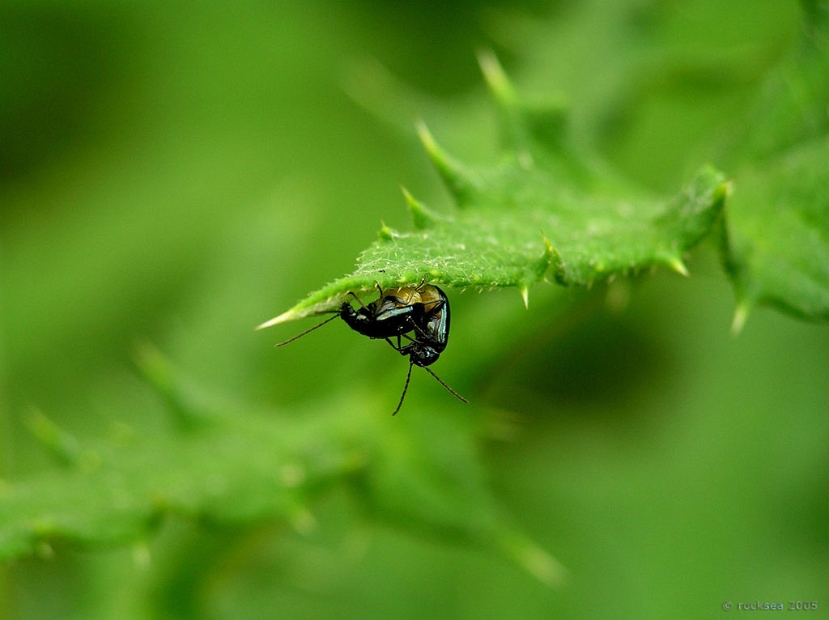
[421,366,468,404]
[275,313,339,347]
[392,360,414,416]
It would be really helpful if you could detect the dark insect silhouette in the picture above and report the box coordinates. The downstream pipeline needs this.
[272,283,466,415]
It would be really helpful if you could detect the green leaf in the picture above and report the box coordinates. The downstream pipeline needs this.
[260,55,728,327]
[718,2,829,329]
[721,137,829,330]
[0,348,562,585]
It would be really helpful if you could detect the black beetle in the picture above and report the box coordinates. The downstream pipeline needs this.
[272,283,465,414]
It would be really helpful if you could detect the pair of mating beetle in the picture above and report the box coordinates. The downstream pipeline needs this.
[276,283,466,415]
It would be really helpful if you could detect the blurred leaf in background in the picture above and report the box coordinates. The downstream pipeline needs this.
[1,1,828,619]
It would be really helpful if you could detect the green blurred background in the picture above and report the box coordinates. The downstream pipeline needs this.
[1,0,827,618]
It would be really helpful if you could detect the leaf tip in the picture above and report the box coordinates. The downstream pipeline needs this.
[415,119,479,205]
[499,532,568,589]
[525,548,568,589]
[731,301,751,336]
[415,118,438,156]
[519,285,529,309]
[401,185,441,229]
[378,221,396,241]
[133,342,213,430]
[541,233,567,284]
[399,184,417,204]
[667,255,690,277]
[477,48,515,105]
[25,408,81,467]
[416,121,452,176]
[717,179,734,202]
[256,310,297,331]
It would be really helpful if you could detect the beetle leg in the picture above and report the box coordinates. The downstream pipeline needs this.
[384,337,403,353]
[347,290,368,309]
